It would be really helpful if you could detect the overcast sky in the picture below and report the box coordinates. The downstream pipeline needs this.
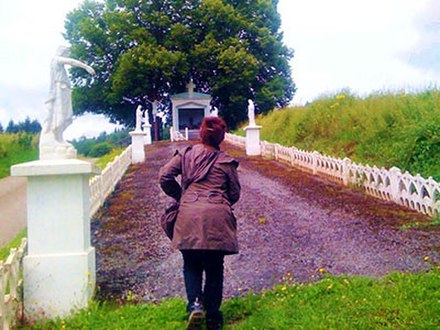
[0,0,439,138]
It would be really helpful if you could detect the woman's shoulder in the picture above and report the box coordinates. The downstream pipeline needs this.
[173,144,193,157]
[217,150,238,167]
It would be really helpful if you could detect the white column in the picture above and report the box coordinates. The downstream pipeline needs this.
[170,126,175,142]
[129,131,147,163]
[143,123,152,145]
[244,125,262,156]
[10,159,99,321]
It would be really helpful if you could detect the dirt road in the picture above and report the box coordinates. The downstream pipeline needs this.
[91,141,439,302]
[0,176,26,246]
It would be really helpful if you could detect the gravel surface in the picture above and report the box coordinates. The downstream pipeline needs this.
[92,141,439,302]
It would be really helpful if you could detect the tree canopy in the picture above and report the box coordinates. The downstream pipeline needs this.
[65,0,295,129]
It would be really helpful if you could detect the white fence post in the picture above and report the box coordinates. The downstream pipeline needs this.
[0,238,27,330]
[389,166,402,203]
[342,157,352,186]
[312,151,319,175]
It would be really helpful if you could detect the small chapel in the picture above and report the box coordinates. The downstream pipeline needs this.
[170,80,211,139]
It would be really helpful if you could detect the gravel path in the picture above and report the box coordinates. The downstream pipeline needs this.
[0,176,27,246]
[92,141,439,302]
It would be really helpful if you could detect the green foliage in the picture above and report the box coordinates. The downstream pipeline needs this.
[5,117,41,134]
[27,269,440,329]
[0,133,39,179]
[88,142,113,157]
[95,147,125,170]
[0,229,26,262]
[64,0,294,129]
[71,129,130,157]
[252,89,440,181]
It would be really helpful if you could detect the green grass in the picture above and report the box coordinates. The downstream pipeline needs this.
[241,89,440,181]
[26,269,439,329]
[0,229,26,261]
[95,147,126,170]
[0,133,39,179]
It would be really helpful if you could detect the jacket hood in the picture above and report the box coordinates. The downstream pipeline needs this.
[177,144,237,189]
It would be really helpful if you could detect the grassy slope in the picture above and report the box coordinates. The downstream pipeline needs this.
[27,268,439,329]
[247,90,440,181]
[0,229,26,261]
[0,133,39,178]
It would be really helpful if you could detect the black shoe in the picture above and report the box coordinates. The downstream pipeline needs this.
[187,300,205,330]
[206,317,223,330]
[206,311,224,330]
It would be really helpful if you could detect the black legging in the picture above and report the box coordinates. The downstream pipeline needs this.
[181,250,225,320]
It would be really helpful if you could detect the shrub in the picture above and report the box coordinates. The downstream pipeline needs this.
[88,142,113,158]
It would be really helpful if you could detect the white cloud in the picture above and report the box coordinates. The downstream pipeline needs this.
[0,0,439,131]
[64,113,122,140]
[406,0,440,74]
[278,0,438,103]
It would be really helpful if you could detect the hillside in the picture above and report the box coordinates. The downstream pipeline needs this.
[248,89,440,181]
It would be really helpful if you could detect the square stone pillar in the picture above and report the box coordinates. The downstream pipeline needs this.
[143,123,152,145]
[130,130,147,163]
[244,125,262,156]
[10,159,99,321]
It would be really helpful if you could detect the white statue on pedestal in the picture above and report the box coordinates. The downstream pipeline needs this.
[248,99,256,126]
[39,46,95,160]
[135,105,144,131]
[211,106,219,117]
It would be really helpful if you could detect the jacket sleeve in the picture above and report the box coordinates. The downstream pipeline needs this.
[225,161,240,205]
[159,152,182,201]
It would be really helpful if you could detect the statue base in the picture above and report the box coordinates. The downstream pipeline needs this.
[11,159,98,321]
[130,131,147,163]
[244,125,262,156]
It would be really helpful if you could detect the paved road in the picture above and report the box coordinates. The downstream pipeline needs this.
[0,176,27,246]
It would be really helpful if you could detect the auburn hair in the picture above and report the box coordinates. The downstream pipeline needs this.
[200,116,227,147]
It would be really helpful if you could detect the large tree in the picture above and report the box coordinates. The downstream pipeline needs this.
[65,0,295,129]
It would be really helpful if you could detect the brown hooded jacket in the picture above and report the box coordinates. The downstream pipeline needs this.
[159,144,240,254]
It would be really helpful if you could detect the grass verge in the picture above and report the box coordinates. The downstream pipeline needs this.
[26,268,439,329]
[95,147,126,170]
[0,133,38,179]
[0,228,27,261]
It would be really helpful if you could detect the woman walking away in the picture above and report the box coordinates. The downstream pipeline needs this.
[159,117,240,330]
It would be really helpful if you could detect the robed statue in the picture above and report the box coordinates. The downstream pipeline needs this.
[248,99,256,126]
[39,46,95,160]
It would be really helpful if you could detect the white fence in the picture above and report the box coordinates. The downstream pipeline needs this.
[89,145,132,217]
[226,134,440,217]
[0,238,27,330]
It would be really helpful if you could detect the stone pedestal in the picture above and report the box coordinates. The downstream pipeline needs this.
[143,123,152,145]
[10,159,99,320]
[244,125,262,156]
[130,130,146,163]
